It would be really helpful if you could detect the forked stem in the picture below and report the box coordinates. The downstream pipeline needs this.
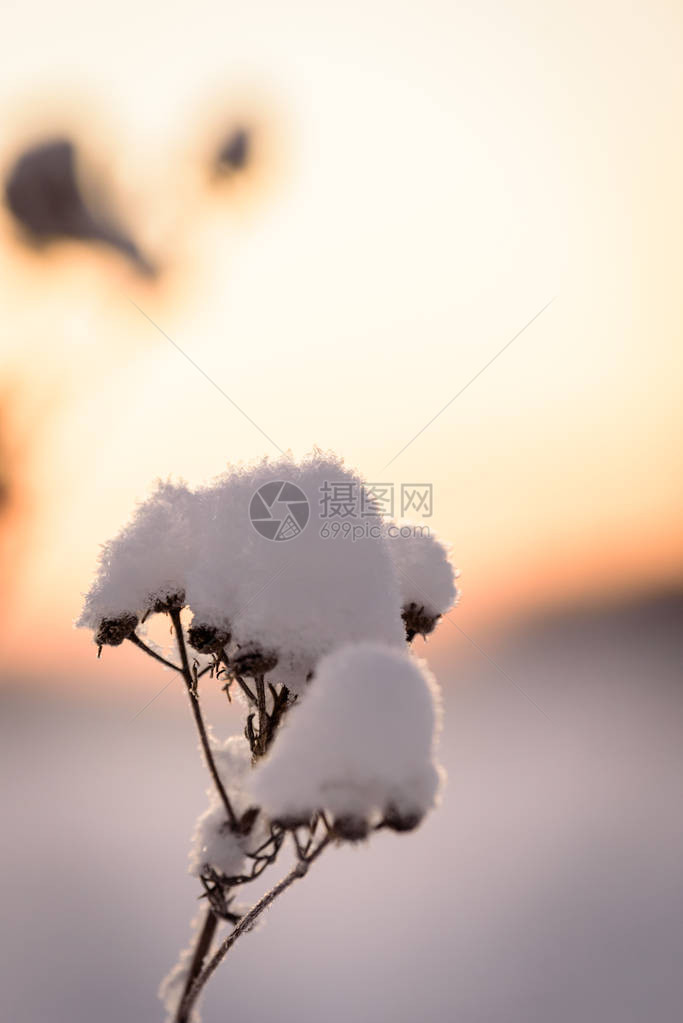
[128,632,181,672]
[177,835,331,1023]
[130,620,331,1023]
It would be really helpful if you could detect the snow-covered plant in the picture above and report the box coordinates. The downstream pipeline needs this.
[389,528,459,640]
[77,451,457,1022]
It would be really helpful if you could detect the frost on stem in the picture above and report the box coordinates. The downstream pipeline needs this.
[248,643,444,836]
[389,529,459,640]
[77,480,196,637]
[159,909,211,1023]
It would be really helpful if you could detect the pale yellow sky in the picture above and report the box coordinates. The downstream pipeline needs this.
[1,0,682,673]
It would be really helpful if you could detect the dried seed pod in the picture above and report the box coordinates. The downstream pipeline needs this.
[187,623,231,655]
[401,602,440,642]
[95,613,138,647]
[232,646,278,678]
[272,811,314,831]
[383,803,423,833]
[333,814,369,842]
[150,589,186,615]
[237,806,260,836]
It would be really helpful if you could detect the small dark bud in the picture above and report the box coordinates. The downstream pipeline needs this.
[238,806,260,836]
[95,614,138,647]
[333,814,370,842]
[188,623,231,655]
[401,602,440,642]
[232,646,279,677]
[272,811,314,830]
[216,128,250,173]
[150,589,186,614]
[383,803,423,833]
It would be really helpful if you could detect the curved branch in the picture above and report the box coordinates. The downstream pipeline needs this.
[177,836,331,1023]
[127,633,181,672]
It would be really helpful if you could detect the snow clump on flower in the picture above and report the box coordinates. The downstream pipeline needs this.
[248,642,444,837]
[186,451,405,688]
[76,453,459,671]
[388,528,458,639]
[77,480,196,640]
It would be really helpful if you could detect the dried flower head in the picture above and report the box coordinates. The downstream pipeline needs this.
[389,529,457,624]
[232,645,279,678]
[94,613,138,647]
[271,810,314,831]
[383,803,424,833]
[401,602,440,642]
[151,589,186,615]
[187,623,231,655]
[333,814,370,842]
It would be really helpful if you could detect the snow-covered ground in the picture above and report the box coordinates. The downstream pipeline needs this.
[1,592,681,1023]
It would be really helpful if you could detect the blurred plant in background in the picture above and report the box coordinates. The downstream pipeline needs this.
[4,137,155,276]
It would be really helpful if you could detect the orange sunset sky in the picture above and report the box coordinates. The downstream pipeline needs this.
[1,0,682,682]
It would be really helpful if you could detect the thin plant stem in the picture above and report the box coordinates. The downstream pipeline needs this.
[255,674,268,756]
[235,675,257,705]
[128,633,181,672]
[177,835,331,1023]
[169,608,238,830]
[173,907,218,1023]
[218,651,257,705]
